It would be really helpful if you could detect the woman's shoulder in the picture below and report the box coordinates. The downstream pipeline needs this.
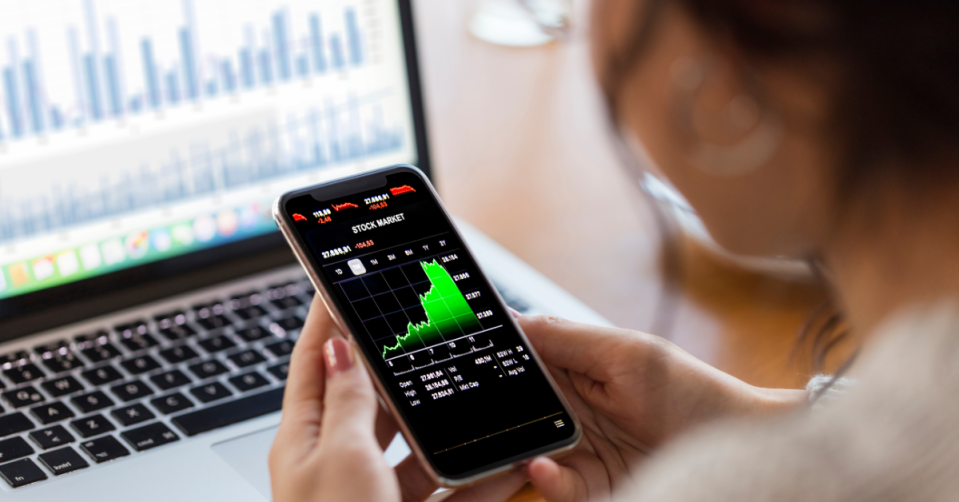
[619,303,959,502]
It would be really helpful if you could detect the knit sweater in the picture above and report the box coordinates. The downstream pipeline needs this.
[617,304,959,501]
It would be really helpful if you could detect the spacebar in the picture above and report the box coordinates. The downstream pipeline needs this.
[173,387,285,436]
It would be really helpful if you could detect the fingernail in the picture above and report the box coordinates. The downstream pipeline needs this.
[509,307,523,318]
[325,338,354,377]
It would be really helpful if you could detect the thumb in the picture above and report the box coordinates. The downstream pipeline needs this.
[518,315,630,378]
[319,338,380,448]
[527,457,588,502]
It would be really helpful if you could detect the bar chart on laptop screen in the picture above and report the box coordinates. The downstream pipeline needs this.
[0,0,417,299]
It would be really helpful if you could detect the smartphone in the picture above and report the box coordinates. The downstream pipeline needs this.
[273,164,581,486]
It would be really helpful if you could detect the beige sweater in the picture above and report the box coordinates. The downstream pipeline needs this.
[619,305,959,501]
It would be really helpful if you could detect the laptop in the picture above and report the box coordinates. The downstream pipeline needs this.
[0,1,609,499]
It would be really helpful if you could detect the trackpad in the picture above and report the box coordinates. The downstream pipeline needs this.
[212,427,412,500]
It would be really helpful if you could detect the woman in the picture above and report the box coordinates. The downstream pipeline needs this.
[269,0,959,500]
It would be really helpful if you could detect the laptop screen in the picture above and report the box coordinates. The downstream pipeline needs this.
[0,0,422,302]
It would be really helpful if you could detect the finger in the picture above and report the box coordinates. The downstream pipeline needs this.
[274,295,340,455]
[444,470,529,502]
[319,338,381,448]
[527,457,589,502]
[518,315,647,380]
[395,455,439,502]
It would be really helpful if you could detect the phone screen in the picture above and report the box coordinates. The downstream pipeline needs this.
[280,167,577,478]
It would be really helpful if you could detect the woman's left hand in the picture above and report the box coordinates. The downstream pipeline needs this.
[269,295,529,502]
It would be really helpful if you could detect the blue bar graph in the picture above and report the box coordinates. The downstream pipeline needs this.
[346,8,362,65]
[221,60,235,93]
[104,55,122,116]
[239,48,254,88]
[3,66,23,137]
[82,54,103,120]
[258,49,273,85]
[330,35,344,70]
[0,3,369,141]
[178,27,198,100]
[141,39,160,108]
[272,11,290,81]
[165,70,179,104]
[50,107,63,129]
[22,60,44,133]
[296,55,309,77]
[0,91,404,242]
[310,15,327,73]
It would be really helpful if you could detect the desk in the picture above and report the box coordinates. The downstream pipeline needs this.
[412,1,834,499]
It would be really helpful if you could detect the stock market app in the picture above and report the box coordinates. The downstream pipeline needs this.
[284,170,577,477]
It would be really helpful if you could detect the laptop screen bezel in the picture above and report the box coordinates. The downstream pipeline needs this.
[0,0,432,341]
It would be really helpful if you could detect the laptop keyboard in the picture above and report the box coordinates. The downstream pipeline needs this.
[0,275,531,488]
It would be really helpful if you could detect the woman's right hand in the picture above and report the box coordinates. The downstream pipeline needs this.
[516,314,806,501]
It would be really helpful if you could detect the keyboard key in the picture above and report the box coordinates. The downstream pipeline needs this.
[190,382,233,403]
[4,363,45,384]
[150,393,194,415]
[236,326,272,342]
[159,323,197,341]
[70,414,115,438]
[81,365,123,386]
[121,422,179,452]
[234,305,267,320]
[0,436,34,463]
[198,335,236,354]
[271,316,305,333]
[266,362,289,381]
[188,359,229,380]
[74,330,109,348]
[30,425,76,450]
[111,404,155,426]
[154,310,187,329]
[229,350,266,368]
[197,315,229,331]
[120,355,161,375]
[0,458,47,487]
[38,447,89,476]
[150,369,192,390]
[268,286,304,310]
[0,413,34,437]
[155,310,196,340]
[79,435,129,463]
[119,333,159,352]
[41,351,83,374]
[81,342,122,362]
[158,345,199,364]
[110,380,153,402]
[71,391,115,414]
[115,320,149,338]
[31,402,75,425]
[0,350,30,366]
[42,375,85,397]
[173,387,284,436]
[229,371,270,392]
[264,340,295,357]
[33,339,70,357]
[194,302,229,330]
[3,386,45,408]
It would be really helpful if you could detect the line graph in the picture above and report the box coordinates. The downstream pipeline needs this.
[337,251,500,375]
[382,260,480,358]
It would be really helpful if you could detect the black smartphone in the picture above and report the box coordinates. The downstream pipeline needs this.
[273,164,581,486]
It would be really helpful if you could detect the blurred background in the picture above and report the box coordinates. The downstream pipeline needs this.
[414,0,841,390]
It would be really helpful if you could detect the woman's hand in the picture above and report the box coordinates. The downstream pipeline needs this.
[269,296,529,502]
[517,314,806,501]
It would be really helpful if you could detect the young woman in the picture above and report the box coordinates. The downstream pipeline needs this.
[269,0,959,500]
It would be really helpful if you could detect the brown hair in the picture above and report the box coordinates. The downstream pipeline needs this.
[596,0,959,197]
